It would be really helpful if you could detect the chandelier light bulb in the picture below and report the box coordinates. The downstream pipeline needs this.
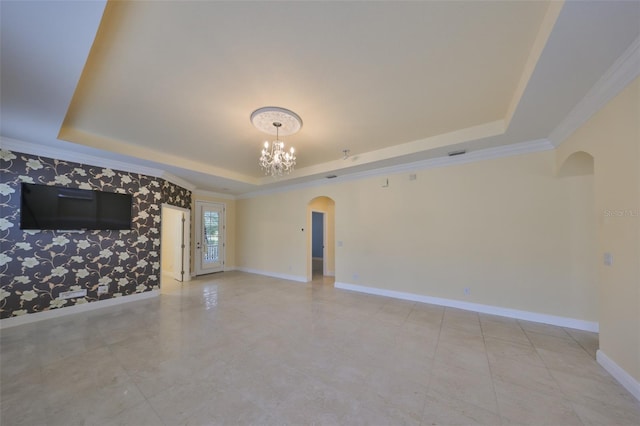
[252,107,301,177]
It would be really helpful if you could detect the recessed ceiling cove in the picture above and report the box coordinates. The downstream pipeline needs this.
[3,1,638,194]
[59,1,550,180]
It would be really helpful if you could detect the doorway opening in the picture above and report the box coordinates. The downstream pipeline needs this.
[160,204,191,290]
[312,211,326,277]
[307,196,335,283]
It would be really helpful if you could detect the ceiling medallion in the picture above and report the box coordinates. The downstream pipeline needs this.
[251,107,302,176]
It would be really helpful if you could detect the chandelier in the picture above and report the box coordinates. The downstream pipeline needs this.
[251,106,302,177]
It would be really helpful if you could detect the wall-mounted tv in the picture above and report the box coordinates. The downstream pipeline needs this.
[20,183,133,230]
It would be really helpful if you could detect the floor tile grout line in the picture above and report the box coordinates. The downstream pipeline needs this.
[562,327,597,359]
[479,313,505,425]
[419,305,445,424]
[102,324,170,426]
[3,272,638,425]
[516,319,588,426]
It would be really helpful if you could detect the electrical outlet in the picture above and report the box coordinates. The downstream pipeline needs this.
[352,273,359,281]
[464,288,471,296]
[97,285,108,295]
[59,289,87,300]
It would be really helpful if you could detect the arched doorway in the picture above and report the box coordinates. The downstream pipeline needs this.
[307,196,336,283]
[557,150,594,177]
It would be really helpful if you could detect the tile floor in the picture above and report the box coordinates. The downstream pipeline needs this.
[1,272,639,425]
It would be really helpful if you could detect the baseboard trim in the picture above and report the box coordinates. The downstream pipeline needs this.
[0,291,159,329]
[597,350,640,401]
[235,267,307,283]
[334,282,598,332]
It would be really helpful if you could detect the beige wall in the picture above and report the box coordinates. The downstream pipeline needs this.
[237,148,597,322]
[191,193,236,271]
[237,190,308,277]
[233,75,639,387]
[557,77,640,383]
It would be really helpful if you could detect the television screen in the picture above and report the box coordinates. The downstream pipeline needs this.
[20,183,133,230]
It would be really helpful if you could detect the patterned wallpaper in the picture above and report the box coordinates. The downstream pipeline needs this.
[0,149,191,319]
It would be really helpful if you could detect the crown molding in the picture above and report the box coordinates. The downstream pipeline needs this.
[1,137,163,177]
[238,138,554,199]
[193,189,237,200]
[161,171,196,192]
[3,136,553,201]
[1,137,197,191]
[549,35,640,146]
[259,119,505,186]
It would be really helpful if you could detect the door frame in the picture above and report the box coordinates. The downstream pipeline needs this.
[310,209,328,276]
[161,203,191,282]
[195,200,226,276]
[306,196,336,282]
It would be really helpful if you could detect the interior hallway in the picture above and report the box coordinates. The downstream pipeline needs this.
[1,272,638,425]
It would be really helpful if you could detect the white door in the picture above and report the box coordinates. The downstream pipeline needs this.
[172,216,183,281]
[170,210,184,281]
[161,204,191,282]
[195,201,225,275]
[172,211,190,281]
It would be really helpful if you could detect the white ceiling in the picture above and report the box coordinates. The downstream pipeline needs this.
[2,1,639,195]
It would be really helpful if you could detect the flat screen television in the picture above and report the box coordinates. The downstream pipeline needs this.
[20,183,133,230]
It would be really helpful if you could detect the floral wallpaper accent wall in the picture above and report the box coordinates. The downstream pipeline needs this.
[0,149,191,319]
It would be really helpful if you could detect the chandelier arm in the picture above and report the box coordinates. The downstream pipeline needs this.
[255,109,298,176]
